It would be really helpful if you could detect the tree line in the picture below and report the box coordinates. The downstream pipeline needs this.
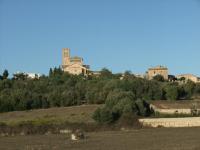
[0,68,200,116]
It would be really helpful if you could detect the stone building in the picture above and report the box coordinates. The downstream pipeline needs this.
[147,65,168,80]
[62,48,90,75]
[176,74,200,83]
[150,100,200,115]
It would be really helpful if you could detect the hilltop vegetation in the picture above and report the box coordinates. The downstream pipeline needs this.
[0,68,200,124]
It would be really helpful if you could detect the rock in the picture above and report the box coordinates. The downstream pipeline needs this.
[71,134,78,141]
[71,129,85,141]
[20,132,25,136]
[45,131,51,135]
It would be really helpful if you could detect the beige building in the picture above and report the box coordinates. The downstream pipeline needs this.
[147,65,168,80]
[150,100,200,115]
[139,101,200,128]
[62,48,90,75]
[176,74,200,83]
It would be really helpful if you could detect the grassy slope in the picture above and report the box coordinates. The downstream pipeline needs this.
[0,105,101,125]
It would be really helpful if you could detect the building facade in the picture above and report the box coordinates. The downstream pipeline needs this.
[62,48,90,75]
[176,74,200,83]
[147,65,168,80]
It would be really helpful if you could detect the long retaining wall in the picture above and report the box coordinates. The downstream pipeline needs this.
[139,117,200,127]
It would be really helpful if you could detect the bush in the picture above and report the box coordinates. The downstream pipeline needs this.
[93,89,138,124]
[117,112,139,127]
[92,107,114,124]
[164,84,178,100]
[153,75,165,82]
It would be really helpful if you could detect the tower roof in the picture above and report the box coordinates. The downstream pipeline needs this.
[148,65,168,70]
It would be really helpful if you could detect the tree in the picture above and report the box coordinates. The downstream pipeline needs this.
[93,89,137,123]
[13,73,28,80]
[194,83,200,95]
[164,84,178,100]
[2,70,9,80]
[49,68,53,77]
[100,68,113,79]
[52,67,64,76]
[183,80,195,99]
[93,107,114,124]
[179,77,186,82]
[0,75,3,80]
[135,100,152,116]
[123,70,135,80]
[153,75,164,82]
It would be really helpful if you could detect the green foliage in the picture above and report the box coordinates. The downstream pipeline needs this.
[194,83,200,95]
[183,80,195,99]
[153,75,165,82]
[2,70,9,80]
[13,73,28,80]
[92,107,114,124]
[93,89,153,124]
[93,89,136,124]
[99,68,113,79]
[135,100,152,116]
[0,75,3,80]
[179,77,186,81]
[164,84,179,100]
[0,68,199,113]
[123,70,135,80]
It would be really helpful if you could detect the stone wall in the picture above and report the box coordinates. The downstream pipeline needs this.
[139,117,200,127]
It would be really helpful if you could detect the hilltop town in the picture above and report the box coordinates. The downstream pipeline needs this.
[1,48,200,149]
[11,48,200,84]
[61,48,200,83]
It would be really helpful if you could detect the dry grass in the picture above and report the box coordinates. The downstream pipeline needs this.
[1,128,200,150]
[0,105,102,125]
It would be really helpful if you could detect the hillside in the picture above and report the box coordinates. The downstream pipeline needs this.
[0,105,101,125]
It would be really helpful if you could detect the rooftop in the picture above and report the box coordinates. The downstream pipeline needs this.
[151,100,200,109]
[70,56,83,60]
[148,65,168,70]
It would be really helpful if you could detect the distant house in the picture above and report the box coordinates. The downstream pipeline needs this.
[90,71,101,77]
[13,72,40,79]
[134,74,145,79]
[176,74,200,83]
[147,65,168,80]
[150,100,200,115]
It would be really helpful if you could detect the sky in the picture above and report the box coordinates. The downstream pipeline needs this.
[0,0,200,76]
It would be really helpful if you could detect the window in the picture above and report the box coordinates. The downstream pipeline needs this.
[64,52,69,57]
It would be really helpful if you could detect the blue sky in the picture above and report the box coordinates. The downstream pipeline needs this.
[0,0,200,76]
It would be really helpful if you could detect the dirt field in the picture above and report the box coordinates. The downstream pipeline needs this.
[1,127,200,150]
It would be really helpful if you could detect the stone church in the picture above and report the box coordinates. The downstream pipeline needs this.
[62,48,90,76]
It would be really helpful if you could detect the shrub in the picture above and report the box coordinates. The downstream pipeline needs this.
[93,89,137,124]
[164,84,178,100]
[92,107,114,124]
